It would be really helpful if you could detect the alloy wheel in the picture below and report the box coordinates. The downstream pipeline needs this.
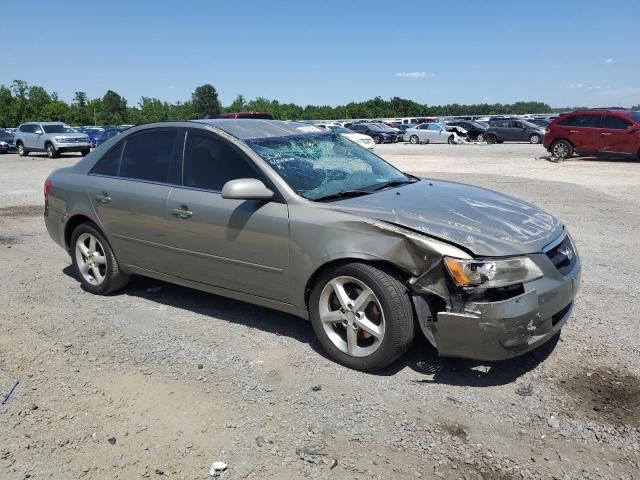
[530,134,541,144]
[75,232,107,286]
[318,276,385,357]
[553,142,569,158]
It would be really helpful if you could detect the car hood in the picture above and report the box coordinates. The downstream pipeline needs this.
[341,132,371,141]
[328,179,563,256]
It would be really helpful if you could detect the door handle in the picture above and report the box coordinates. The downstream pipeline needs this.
[569,130,579,133]
[94,192,111,204]
[601,132,612,136]
[171,206,193,219]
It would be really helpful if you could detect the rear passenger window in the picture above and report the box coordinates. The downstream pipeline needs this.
[558,114,601,128]
[183,130,260,192]
[602,115,632,130]
[92,143,123,176]
[119,129,180,183]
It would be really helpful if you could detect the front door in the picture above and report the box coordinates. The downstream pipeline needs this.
[598,114,637,156]
[165,128,291,303]
[556,113,602,154]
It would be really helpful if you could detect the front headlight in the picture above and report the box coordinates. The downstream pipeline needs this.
[443,256,543,289]
[0,141,7,146]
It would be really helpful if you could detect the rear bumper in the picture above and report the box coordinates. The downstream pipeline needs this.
[414,252,581,361]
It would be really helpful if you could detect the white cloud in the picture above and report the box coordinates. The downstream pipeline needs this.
[568,83,584,88]
[394,72,435,79]
[604,58,614,64]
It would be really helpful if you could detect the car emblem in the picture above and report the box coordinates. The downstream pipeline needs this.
[561,246,573,260]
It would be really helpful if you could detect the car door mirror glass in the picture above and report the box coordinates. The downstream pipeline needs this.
[221,178,274,201]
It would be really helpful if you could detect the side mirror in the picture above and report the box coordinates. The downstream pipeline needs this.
[221,178,274,201]
[35,129,43,135]
[627,125,640,133]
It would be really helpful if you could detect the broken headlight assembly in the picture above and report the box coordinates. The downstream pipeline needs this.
[443,256,543,289]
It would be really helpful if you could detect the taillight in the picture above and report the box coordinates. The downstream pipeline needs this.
[545,128,550,134]
[44,179,52,199]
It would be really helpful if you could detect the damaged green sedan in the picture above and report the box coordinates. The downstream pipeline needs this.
[44,119,580,371]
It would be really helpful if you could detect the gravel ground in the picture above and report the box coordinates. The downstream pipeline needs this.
[1,144,639,480]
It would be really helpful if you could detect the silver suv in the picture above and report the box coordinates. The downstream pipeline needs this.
[15,122,91,158]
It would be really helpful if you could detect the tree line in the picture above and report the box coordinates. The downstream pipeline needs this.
[1,79,630,128]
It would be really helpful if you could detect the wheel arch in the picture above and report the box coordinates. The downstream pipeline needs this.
[551,137,575,148]
[64,214,99,250]
[304,257,410,309]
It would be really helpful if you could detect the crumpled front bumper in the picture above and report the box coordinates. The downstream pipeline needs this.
[413,252,581,361]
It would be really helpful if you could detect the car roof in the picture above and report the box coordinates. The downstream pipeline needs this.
[193,119,323,140]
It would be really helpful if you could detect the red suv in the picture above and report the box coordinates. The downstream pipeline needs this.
[544,108,640,159]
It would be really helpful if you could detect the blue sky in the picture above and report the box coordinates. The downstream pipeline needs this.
[2,0,638,108]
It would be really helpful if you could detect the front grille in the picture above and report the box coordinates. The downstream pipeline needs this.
[545,235,576,276]
[552,302,573,326]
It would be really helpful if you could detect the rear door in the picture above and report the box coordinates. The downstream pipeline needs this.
[491,120,510,140]
[165,128,291,303]
[87,127,183,272]
[554,113,601,154]
[599,114,636,155]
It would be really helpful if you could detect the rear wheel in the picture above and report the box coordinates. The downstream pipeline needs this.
[409,135,419,144]
[529,134,542,144]
[17,142,28,156]
[476,133,485,142]
[46,143,59,158]
[485,134,497,144]
[551,139,573,159]
[309,262,414,371]
[70,223,129,295]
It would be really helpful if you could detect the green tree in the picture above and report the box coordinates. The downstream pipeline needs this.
[101,90,127,124]
[70,91,93,125]
[226,94,247,113]
[191,84,221,118]
[0,85,14,127]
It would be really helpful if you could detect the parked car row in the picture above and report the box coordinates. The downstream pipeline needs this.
[4,122,131,158]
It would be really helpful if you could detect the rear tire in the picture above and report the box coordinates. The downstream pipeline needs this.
[46,143,59,158]
[70,223,129,295]
[485,134,497,144]
[551,139,573,159]
[409,135,419,144]
[476,134,485,142]
[17,142,28,156]
[309,262,414,372]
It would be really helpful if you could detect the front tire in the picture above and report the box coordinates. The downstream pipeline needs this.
[70,223,129,295]
[485,134,497,144]
[529,134,542,144]
[81,148,90,157]
[17,142,28,156]
[409,135,419,144]
[309,262,414,372]
[372,135,381,144]
[476,134,485,142]
[46,143,59,158]
[551,139,573,159]
[447,135,455,144]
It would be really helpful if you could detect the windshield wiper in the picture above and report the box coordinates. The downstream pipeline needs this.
[370,178,418,192]
[312,190,373,202]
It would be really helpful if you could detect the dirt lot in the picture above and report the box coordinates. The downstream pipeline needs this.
[1,144,639,480]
